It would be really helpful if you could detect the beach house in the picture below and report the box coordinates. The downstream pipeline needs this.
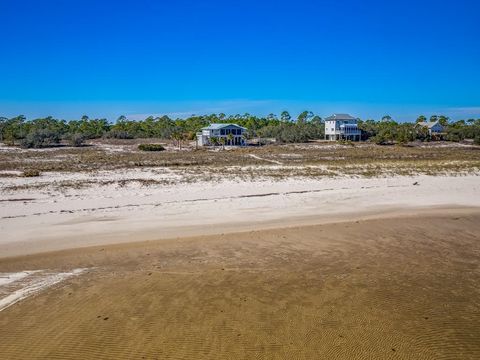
[197,123,247,146]
[324,114,361,141]
[417,120,444,136]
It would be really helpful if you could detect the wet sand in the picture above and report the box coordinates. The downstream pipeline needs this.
[1,208,479,359]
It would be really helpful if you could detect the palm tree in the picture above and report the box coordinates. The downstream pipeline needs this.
[219,137,226,150]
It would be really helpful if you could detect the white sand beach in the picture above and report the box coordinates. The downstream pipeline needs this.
[1,171,478,257]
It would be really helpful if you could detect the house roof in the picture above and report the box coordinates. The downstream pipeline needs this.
[202,123,247,130]
[418,121,442,129]
[325,113,357,121]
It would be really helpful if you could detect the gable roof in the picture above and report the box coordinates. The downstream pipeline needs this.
[202,123,247,130]
[325,113,357,121]
[418,121,443,129]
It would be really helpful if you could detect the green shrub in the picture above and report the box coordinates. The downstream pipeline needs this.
[446,132,462,142]
[138,143,165,151]
[69,133,86,147]
[474,136,480,145]
[23,169,40,177]
[104,130,134,139]
[372,134,387,145]
[20,129,60,148]
[258,123,324,143]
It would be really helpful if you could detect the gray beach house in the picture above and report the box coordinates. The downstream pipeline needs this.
[417,120,444,136]
[197,123,247,146]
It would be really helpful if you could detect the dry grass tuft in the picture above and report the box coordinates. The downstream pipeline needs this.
[22,169,41,177]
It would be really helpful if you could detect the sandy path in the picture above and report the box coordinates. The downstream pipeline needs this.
[248,153,283,164]
[1,174,479,257]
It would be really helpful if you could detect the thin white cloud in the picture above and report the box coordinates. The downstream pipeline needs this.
[2,99,478,122]
[127,99,277,119]
[445,107,480,116]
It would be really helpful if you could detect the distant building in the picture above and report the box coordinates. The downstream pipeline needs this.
[197,123,247,146]
[324,114,361,141]
[417,120,444,136]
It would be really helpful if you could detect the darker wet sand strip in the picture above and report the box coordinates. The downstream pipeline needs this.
[0,209,480,359]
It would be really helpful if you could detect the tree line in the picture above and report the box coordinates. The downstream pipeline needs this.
[0,112,479,148]
[360,115,480,144]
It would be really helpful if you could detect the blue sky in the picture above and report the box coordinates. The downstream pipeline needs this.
[1,0,479,121]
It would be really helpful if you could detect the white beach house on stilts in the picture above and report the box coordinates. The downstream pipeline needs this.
[324,114,361,141]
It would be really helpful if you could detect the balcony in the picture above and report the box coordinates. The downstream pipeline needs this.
[339,124,361,135]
